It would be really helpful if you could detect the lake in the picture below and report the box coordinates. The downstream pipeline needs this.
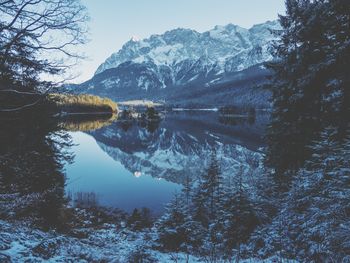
[65,131,182,213]
[63,110,268,214]
[0,110,267,220]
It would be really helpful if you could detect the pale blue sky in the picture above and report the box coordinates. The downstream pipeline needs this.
[74,0,285,83]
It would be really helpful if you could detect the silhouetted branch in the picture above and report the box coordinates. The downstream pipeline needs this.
[0,0,89,112]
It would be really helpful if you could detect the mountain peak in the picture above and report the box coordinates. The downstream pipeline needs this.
[94,20,280,75]
[213,23,240,31]
[130,35,140,42]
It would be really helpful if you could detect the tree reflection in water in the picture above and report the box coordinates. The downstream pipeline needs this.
[0,113,74,230]
[59,113,117,132]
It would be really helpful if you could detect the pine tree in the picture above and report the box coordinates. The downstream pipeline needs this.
[191,151,233,261]
[197,151,224,221]
[261,127,350,261]
[291,127,350,261]
[222,167,259,261]
[157,193,191,253]
[266,0,350,176]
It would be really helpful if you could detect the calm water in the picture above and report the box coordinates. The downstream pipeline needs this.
[64,111,268,214]
[65,132,181,213]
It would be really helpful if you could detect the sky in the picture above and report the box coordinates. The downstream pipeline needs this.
[73,0,286,83]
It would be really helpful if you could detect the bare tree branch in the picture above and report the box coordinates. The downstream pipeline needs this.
[0,0,89,112]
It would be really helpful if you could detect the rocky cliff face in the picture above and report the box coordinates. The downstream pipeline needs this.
[73,21,280,106]
[95,21,279,75]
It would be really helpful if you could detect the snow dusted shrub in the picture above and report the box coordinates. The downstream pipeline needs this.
[32,237,65,260]
[126,244,157,263]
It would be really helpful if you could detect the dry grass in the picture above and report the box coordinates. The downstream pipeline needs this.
[50,93,118,113]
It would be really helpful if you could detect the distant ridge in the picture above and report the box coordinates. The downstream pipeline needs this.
[72,20,280,107]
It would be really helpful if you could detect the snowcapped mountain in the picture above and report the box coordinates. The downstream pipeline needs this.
[73,21,280,106]
[96,20,279,75]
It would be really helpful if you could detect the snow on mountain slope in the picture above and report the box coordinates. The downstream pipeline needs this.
[72,21,279,106]
[95,20,279,75]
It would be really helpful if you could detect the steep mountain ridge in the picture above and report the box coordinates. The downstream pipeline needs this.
[95,20,279,75]
[73,21,280,106]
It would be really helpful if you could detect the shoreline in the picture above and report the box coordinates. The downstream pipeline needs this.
[59,111,115,116]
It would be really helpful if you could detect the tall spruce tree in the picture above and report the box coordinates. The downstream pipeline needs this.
[197,151,224,221]
[191,151,227,261]
[266,0,350,176]
[254,127,350,261]
[289,127,350,261]
[222,167,259,261]
[157,193,192,253]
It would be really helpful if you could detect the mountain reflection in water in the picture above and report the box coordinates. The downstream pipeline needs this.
[65,111,268,213]
[0,111,268,223]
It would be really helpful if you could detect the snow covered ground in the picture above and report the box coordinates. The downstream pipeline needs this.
[0,219,297,263]
[0,220,196,262]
